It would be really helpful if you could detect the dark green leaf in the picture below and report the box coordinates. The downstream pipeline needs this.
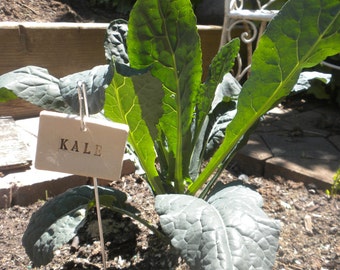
[22,185,134,267]
[104,19,129,64]
[189,73,241,180]
[195,38,240,133]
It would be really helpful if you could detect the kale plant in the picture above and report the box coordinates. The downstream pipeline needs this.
[101,0,339,267]
[0,0,339,268]
[103,0,340,197]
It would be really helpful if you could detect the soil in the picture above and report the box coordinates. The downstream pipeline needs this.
[0,1,340,270]
[0,0,130,23]
[1,171,339,270]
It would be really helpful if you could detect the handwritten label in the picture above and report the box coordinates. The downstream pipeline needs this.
[35,111,129,180]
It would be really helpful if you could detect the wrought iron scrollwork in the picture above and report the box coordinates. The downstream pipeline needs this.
[220,0,279,81]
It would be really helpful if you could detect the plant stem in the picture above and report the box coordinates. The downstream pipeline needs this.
[108,205,170,244]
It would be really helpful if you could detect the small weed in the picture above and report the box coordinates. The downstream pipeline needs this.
[326,168,340,196]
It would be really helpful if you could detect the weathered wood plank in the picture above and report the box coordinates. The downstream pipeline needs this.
[0,116,31,173]
[0,98,42,119]
[0,22,221,79]
[0,22,108,78]
[0,23,221,118]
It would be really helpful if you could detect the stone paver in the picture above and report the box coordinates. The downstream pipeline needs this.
[329,135,340,152]
[262,134,340,161]
[235,103,340,188]
[234,134,272,176]
[264,157,338,188]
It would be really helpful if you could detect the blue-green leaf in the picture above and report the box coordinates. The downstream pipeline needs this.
[22,185,133,267]
[155,185,280,269]
[59,65,113,114]
[0,66,69,112]
[0,65,113,114]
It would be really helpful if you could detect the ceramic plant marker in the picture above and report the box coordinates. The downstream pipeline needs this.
[35,82,129,269]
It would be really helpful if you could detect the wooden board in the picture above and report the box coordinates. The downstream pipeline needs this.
[0,23,222,118]
[0,116,31,173]
[0,22,108,78]
[0,22,221,78]
[0,98,42,120]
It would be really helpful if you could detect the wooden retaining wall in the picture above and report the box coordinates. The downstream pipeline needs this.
[0,22,222,118]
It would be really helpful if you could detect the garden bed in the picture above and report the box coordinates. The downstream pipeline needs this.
[1,171,339,269]
[0,1,339,269]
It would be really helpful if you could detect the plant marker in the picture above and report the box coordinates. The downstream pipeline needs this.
[35,82,129,269]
